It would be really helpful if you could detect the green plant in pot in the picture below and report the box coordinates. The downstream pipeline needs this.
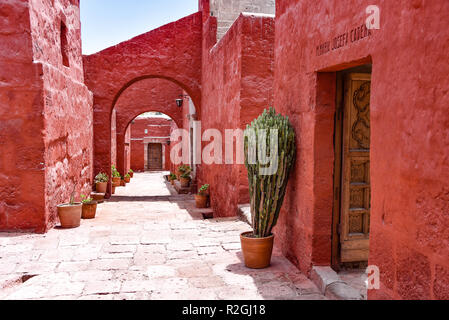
[81,194,97,220]
[195,184,210,208]
[95,172,109,194]
[241,108,296,269]
[129,169,134,178]
[57,184,82,229]
[112,165,121,187]
[180,172,191,188]
[169,173,177,185]
[124,173,131,183]
[177,165,191,179]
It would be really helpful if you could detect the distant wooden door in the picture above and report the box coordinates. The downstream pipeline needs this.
[339,73,371,263]
[148,143,162,170]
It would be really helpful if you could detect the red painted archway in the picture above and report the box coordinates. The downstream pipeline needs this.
[114,78,184,176]
[83,12,202,193]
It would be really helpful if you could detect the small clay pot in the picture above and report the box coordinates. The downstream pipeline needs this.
[180,177,190,188]
[129,172,134,178]
[82,201,98,219]
[112,177,121,187]
[57,203,82,228]
[91,193,105,203]
[240,232,274,269]
[120,180,126,187]
[195,194,208,208]
[170,179,175,185]
[124,176,131,183]
[96,182,107,193]
[112,186,116,194]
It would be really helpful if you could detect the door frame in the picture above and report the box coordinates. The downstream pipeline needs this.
[147,142,163,171]
[331,65,372,270]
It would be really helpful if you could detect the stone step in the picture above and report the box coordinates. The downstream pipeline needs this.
[173,181,191,194]
[237,204,251,226]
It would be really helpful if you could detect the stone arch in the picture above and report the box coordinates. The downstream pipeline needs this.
[114,78,185,175]
[83,12,202,193]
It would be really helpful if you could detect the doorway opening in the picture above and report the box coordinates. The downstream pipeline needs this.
[147,143,163,171]
[332,64,372,270]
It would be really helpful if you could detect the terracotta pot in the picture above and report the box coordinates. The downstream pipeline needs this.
[120,180,126,187]
[57,203,82,228]
[240,232,274,269]
[82,202,97,219]
[195,194,208,208]
[124,176,130,183]
[91,193,105,203]
[96,182,107,193]
[129,172,134,178]
[112,186,116,194]
[112,177,121,187]
[170,180,175,185]
[180,177,190,188]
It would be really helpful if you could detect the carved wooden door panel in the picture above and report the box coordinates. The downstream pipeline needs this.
[340,73,371,263]
[148,143,162,170]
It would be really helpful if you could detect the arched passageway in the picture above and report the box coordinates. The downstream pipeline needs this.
[123,113,178,175]
[113,78,185,177]
[83,12,202,193]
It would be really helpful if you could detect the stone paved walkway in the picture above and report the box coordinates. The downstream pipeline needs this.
[0,172,325,300]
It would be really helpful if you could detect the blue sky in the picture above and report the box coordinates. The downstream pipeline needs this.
[80,0,199,55]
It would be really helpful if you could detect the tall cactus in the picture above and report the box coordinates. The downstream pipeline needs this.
[244,108,296,238]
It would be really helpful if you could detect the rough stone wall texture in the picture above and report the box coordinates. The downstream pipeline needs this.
[84,12,202,195]
[0,0,93,232]
[274,0,449,300]
[199,13,274,218]
[111,108,117,167]
[130,118,172,172]
[29,0,93,230]
[0,0,46,232]
[114,78,183,176]
[209,0,275,40]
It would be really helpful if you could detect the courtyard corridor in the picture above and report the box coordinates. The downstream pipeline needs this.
[0,172,325,300]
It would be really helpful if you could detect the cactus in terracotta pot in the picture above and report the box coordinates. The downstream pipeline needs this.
[241,107,296,268]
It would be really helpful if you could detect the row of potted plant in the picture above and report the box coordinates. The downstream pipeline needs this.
[168,166,210,209]
[111,165,134,193]
[56,166,137,229]
[56,185,99,229]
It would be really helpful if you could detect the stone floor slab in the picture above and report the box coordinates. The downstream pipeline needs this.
[0,172,325,300]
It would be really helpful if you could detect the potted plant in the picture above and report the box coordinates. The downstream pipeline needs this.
[124,173,131,183]
[120,175,126,187]
[195,184,210,208]
[180,172,191,188]
[169,173,177,185]
[129,169,134,178]
[95,172,109,194]
[241,108,296,269]
[112,165,121,187]
[81,195,97,219]
[177,165,191,180]
[57,184,82,229]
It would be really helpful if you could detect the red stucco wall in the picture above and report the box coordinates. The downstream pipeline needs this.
[0,0,46,232]
[0,0,93,232]
[199,13,274,218]
[274,0,449,300]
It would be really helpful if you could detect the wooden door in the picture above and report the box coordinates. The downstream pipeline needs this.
[148,143,162,170]
[339,73,371,263]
